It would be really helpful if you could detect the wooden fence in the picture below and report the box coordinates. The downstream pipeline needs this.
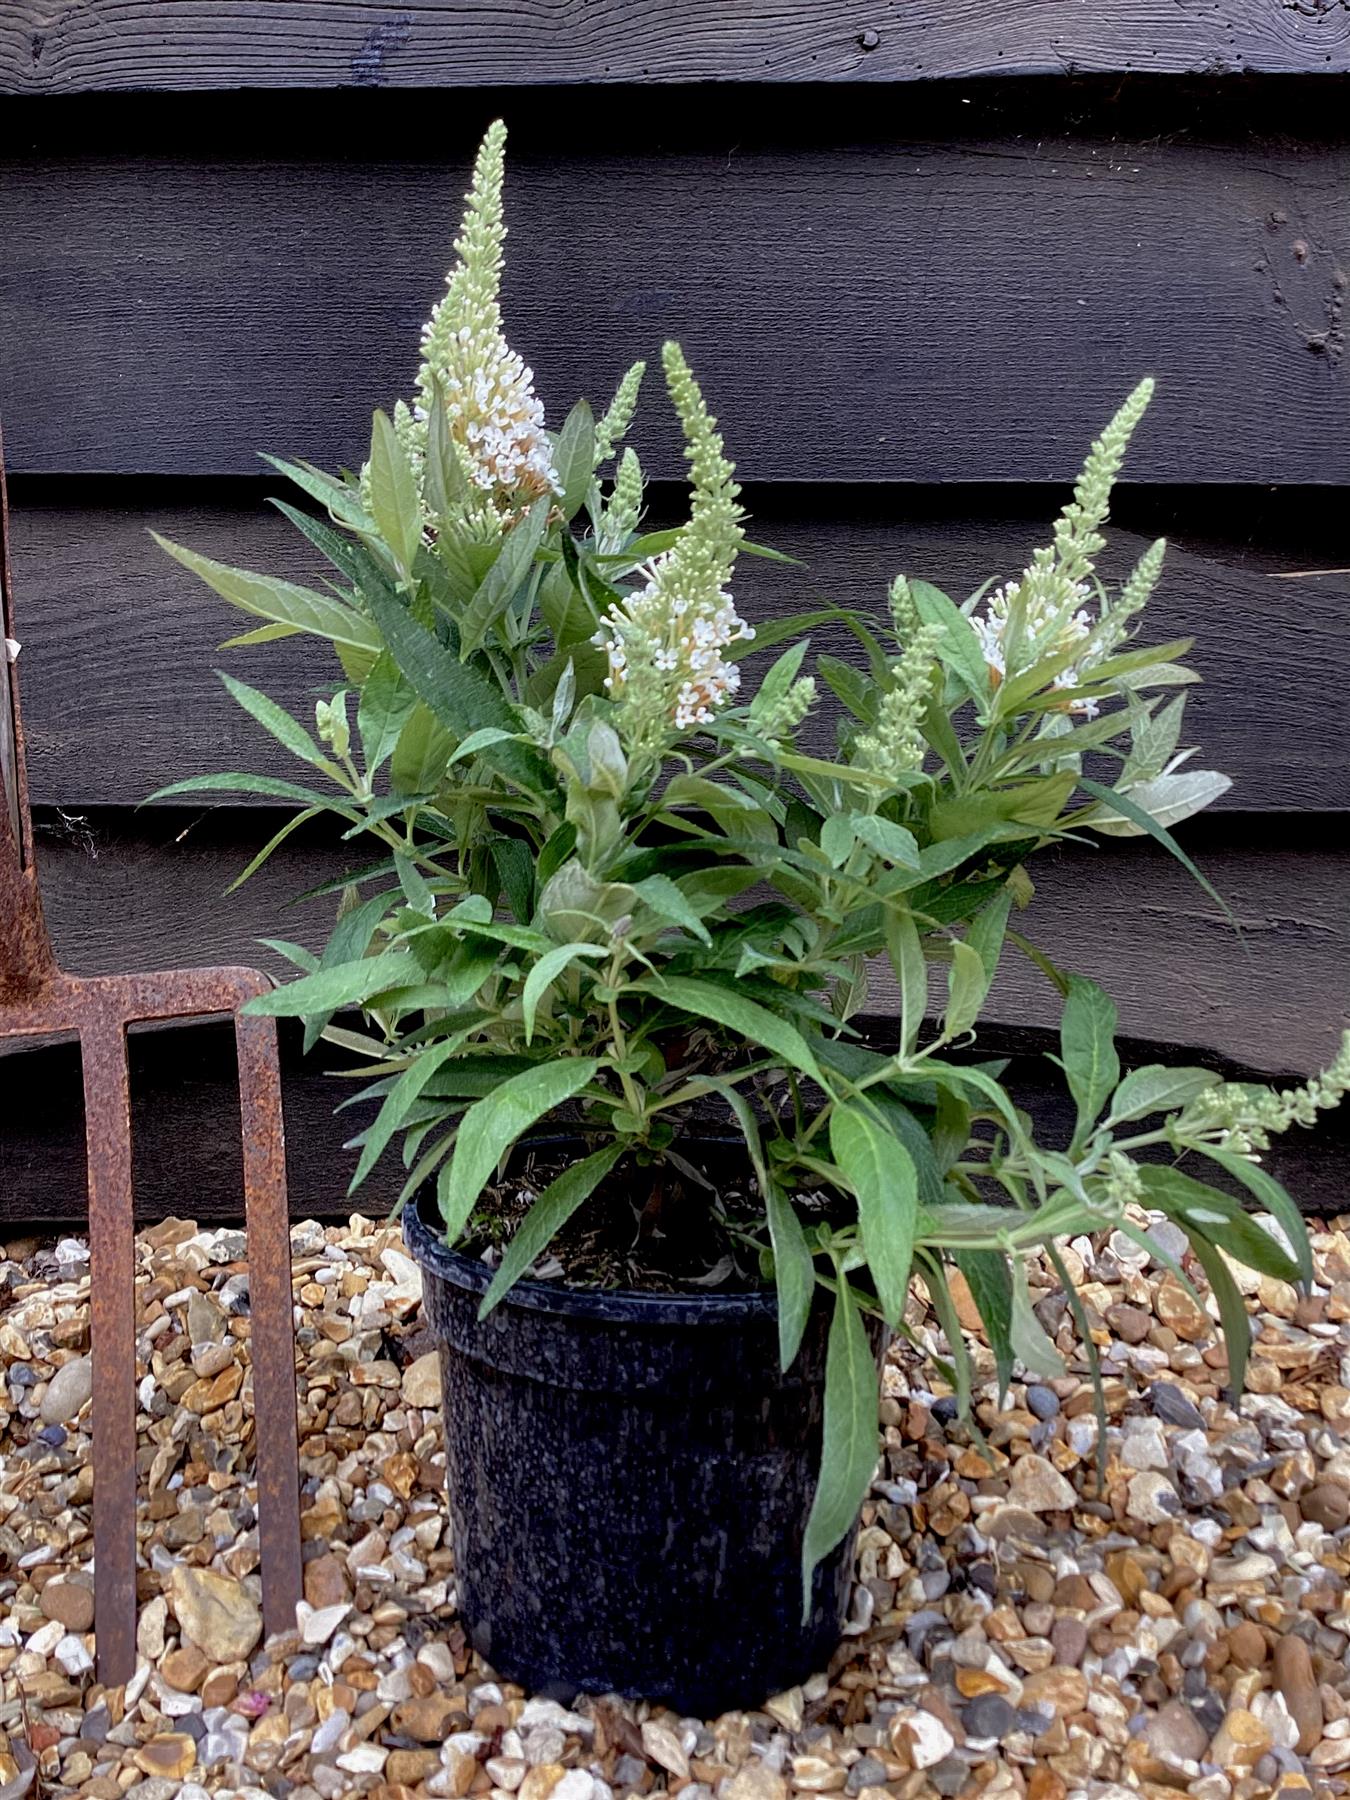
[1,4,1347,1219]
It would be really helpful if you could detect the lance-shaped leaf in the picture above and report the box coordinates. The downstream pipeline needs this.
[800,1275,879,1610]
[630,975,824,1085]
[1060,975,1119,1146]
[438,1058,602,1240]
[153,534,381,652]
[478,1141,626,1318]
[830,1105,918,1329]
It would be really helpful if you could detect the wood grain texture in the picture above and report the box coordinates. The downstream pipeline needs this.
[7,485,1347,811]
[3,1,1349,93]
[22,809,1350,1076]
[2,1013,1345,1228]
[2,123,1348,482]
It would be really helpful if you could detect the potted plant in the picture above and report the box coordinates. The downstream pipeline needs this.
[152,122,1350,1715]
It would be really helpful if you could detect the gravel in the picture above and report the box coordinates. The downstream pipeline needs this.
[2,1203,1350,1799]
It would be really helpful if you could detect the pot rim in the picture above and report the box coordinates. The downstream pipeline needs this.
[403,1133,780,1326]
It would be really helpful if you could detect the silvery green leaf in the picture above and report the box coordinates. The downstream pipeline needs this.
[820,814,856,867]
[850,814,921,868]
[367,409,424,578]
[1009,1261,1066,1380]
[1090,769,1232,835]
[1107,1063,1218,1124]
[942,940,989,1042]
[800,1276,878,1607]
[1060,976,1119,1144]
[521,943,607,1043]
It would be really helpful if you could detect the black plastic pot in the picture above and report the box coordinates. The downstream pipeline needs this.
[405,1162,878,1716]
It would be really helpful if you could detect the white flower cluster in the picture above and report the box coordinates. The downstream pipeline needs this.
[596,562,754,732]
[971,573,1102,719]
[407,121,560,532]
[416,328,559,505]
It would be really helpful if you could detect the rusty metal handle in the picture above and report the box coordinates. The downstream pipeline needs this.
[0,420,59,998]
[1,423,24,862]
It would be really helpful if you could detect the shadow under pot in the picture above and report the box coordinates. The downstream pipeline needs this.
[403,1145,882,1718]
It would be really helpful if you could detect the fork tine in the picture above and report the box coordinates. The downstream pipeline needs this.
[235,1007,303,1638]
[81,1005,139,1688]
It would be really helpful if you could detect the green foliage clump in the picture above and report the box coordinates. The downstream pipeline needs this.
[151,122,1345,1600]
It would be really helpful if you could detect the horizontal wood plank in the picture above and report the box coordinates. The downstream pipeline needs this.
[6,486,1347,811]
[5,1,1350,93]
[21,809,1350,1076]
[2,121,1348,482]
[2,1012,1345,1229]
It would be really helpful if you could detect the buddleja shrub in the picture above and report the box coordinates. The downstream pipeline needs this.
[154,122,1350,1599]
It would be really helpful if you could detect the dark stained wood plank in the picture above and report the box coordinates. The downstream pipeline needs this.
[7,485,1347,810]
[2,1014,1345,1229]
[4,1,1349,93]
[24,808,1350,1076]
[2,120,1349,482]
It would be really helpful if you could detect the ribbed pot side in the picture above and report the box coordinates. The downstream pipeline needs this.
[404,1181,876,1717]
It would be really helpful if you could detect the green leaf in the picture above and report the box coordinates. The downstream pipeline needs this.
[145,772,347,809]
[1184,1230,1251,1397]
[358,652,416,777]
[225,806,322,893]
[942,939,989,1042]
[521,943,606,1043]
[686,1073,816,1372]
[917,1059,1026,1145]
[554,401,596,520]
[830,1105,918,1329]
[367,409,424,577]
[219,621,300,649]
[819,815,856,867]
[1009,1261,1065,1379]
[918,1253,977,1421]
[478,1142,626,1318]
[446,727,522,768]
[422,382,468,521]
[459,498,550,659]
[1195,1143,1313,1288]
[1060,975,1119,1145]
[348,1033,468,1195]
[766,1183,816,1371]
[240,950,417,1017]
[1106,1063,1218,1125]
[262,454,374,531]
[437,1058,601,1240]
[632,975,824,1085]
[1092,768,1232,836]
[909,579,990,708]
[269,495,369,587]
[801,1275,878,1607]
[153,533,381,652]
[954,1248,1015,1399]
[1137,1166,1301,1285]
[851,814,920,868]
[215,672,335,774]
[1077,776,1236,927]
[817,655,876,724]
[750,639,810,720]
[966,889,1014,983]
[491,836,536,926]
[390,704,455,796]
[631,873,713,946]
[359,564,524,754]
[883,906,927,1058]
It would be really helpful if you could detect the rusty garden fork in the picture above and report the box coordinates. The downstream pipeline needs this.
[0,426,302,1685]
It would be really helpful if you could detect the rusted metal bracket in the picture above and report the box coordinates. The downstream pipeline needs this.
[0,428,303,1685]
